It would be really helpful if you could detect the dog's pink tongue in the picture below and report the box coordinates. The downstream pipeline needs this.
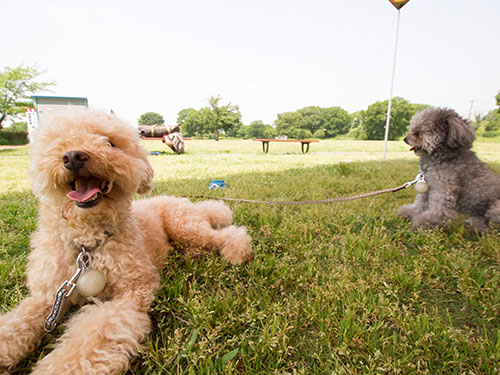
[67,177,102,203]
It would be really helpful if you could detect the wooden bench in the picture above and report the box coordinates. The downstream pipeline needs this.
[253,139,319,154]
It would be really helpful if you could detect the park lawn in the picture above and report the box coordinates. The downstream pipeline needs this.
[0,139,499,374]
[2,138,500,194]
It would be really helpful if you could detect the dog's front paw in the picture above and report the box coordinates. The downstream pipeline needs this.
[398,204,417,220]
[411,212,439,231]
[411,211,451,231]
[411,218,433,232]
[464,217,489,234]
[219,226,253,265]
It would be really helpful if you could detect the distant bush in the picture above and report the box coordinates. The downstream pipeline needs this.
[290,128,313,139]
[138,112,165,126]
[0,130,28,145]
[313,129,325,139]
[348,126,368,140]
[9,122,28,131]
[476,110,500,138]
[237,121,276,139]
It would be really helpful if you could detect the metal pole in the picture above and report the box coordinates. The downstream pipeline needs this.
[383,8,401,160]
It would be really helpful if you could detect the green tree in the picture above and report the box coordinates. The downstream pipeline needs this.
[297,106,323,134]
[496,90,500,113]
[177,108,196,135]
[182,109,205,139]
[224,119,243,138]
[321,107,351,138]
[138,112,164,126]
[204,96,242,141]
[0,65,56,129]
[237,125,250,139]
[243,120,276,139]
[262,125,277,139]
[199,107,216,139]
[275,106,350,139]
[177,108,195,126]
[274,111,302,137]
[361,97,415,140]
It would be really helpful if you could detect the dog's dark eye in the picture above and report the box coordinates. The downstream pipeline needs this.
[107,140,116,148]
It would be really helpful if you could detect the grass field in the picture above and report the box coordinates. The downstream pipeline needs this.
[0,139,499,374]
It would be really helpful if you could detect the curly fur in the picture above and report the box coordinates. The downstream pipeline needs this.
[399,107,500,232]
[0,109,253,374]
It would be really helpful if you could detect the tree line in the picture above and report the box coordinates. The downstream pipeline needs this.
[2,64,500,141]
[473,91,500,138]
[108,94,500,141]
[166,96,431,141]
[176,96,242,141]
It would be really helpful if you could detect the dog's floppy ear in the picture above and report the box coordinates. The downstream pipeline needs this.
[137,154,154,194]
[447,112,475,149]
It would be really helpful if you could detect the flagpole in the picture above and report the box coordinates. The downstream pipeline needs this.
[383,8,401,160]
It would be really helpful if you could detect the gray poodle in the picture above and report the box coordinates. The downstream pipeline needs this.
[398,107,500,232]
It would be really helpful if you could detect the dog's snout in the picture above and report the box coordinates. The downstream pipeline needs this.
[403,136,409,145]
[62,150,89,172]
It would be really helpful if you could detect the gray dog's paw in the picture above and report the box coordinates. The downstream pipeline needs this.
[464,217,489,234]
[398,204,416,220]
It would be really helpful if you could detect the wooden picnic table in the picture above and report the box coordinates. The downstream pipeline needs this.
[253,139,319,154]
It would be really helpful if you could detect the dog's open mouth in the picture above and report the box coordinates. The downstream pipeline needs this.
[67,176,112,208]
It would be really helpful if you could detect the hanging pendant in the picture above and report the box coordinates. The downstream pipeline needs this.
[414,173,429,194]
[414,181,429,194]
[45,247,107,331]
[76,268,106,297]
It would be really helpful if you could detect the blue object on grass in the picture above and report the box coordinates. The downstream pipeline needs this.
[208,180,228,189]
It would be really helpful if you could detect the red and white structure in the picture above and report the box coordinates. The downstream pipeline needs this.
[25,108,38,141]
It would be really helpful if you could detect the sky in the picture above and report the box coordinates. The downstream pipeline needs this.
[2,0,499,126]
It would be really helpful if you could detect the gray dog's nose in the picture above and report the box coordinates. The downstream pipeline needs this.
[62,150,89,172]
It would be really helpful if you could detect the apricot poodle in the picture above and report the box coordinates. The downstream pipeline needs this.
[399,107,500,232]
[0,110,252,374]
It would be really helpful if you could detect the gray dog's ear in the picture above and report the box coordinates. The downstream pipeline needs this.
[447,114,475,149]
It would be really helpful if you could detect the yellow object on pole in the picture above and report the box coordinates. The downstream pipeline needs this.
[389,0,410,9]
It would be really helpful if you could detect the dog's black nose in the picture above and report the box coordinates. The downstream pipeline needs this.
[62,150,89,172]
[403,136,409,145]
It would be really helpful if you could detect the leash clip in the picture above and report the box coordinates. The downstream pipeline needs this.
[404,172,425,188]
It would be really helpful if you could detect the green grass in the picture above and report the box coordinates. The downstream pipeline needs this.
[1,140,499,374]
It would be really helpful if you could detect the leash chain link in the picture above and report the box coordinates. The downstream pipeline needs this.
[44,247,91,332]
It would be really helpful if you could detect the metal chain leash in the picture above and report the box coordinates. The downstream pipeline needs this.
[44,247,91,332]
